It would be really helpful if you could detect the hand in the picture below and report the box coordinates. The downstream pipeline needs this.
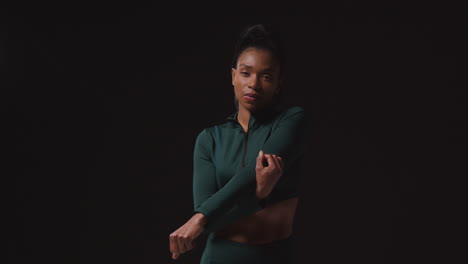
[255,150,284,199]
[169,213,207,260]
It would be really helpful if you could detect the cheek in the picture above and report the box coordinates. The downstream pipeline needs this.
[233,82,242,95]
[262,81,278,91]
[234,77,244,86]
[234,78,245,90]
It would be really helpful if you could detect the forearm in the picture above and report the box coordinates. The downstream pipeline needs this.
[199,188,266,234]
[256,185,269,200]
[194,166,260,219]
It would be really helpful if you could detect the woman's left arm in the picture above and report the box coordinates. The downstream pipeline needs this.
[195,107,310,232]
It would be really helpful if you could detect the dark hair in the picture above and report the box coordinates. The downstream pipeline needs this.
[231,24,286,79]
[232,24,286,111]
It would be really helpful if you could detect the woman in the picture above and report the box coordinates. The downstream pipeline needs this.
[169,24,309,264]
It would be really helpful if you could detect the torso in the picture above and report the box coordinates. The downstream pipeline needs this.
[213,197,299,244]
[210,106,302,244]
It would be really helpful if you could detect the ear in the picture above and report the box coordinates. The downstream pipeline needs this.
[231,68,237,85]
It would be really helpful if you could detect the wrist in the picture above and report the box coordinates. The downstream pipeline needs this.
[256,186,267,200]
[193,213,208,226]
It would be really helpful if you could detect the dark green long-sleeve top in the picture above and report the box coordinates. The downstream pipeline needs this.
[192,104,309,235]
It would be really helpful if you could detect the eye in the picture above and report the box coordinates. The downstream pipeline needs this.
[262,74,272,81]
[240,72,250,77]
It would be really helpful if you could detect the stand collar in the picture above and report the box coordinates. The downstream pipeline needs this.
[226,103,283,129]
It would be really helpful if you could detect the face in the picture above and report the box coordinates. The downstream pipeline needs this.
[231,47,281,112]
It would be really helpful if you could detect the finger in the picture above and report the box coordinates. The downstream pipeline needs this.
[172,252,180,259]
[277,156,284,168]
[182,235,192,253]
[188,237,196,251]
[169,234,179,257]
[262,153,270,167]
[275,156,284,173]
[264,154,275,168]
[270,155,281,170]
[176,235,186,255]
[172,235,181,258]
[169,235,173,253]
[169,234,175,253]
[256,151,264,168]
[186,239,195,251]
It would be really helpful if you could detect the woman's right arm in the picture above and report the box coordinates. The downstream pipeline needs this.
[192,129,266,234]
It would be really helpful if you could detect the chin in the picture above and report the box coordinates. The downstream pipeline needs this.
[242,102,262,112]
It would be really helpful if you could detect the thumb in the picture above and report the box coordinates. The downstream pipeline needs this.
[256,150,263,166]
[172,252,180,259]
[257,150,266,167]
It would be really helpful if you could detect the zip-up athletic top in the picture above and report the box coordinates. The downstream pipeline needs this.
[192,103,309,235]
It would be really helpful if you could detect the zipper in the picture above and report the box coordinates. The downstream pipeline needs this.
[241,131,248,168]
[238,114,252,168]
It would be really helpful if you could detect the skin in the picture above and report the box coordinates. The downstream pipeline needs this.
[231,47,282,129]
[169,47,298,259]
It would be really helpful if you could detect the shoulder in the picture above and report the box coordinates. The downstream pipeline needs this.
[195,127,214,146]
[270,105,309,132]
[200,116,237,135]
[194,112,239,143]
[194,122,230,141]
[277,105,306,120]
[284,105,305,114]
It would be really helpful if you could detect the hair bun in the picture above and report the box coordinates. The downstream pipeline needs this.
[231,24,285,71]
[241,24,269,44]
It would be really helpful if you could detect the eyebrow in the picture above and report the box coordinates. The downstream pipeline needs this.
[239,64,252,68]
[238,64,276,72]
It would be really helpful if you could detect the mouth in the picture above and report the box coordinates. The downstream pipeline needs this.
[244,93,260,102]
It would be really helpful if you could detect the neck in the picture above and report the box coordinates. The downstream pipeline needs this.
[237,103,276,131]
[237,106,251,132]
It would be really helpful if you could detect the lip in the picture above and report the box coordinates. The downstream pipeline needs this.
[244,93,260,102]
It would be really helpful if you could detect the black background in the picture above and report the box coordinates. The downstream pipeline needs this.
[5,3,464,264]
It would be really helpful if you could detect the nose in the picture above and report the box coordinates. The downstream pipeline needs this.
[247,75,260,90]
